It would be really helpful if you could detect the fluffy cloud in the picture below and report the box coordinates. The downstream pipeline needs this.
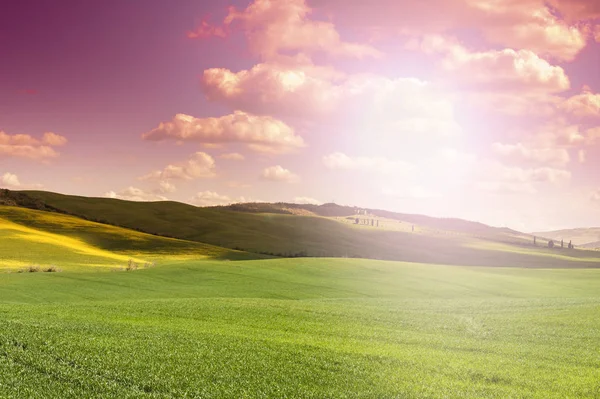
[492,142,570,166]
[476,181,538,194]
[105,187,168,202]
[477,3,587,62]
[323,152,413,174]
[261,165,299,182]
[189,0,381,60]
[491,164,572,184]
[315,0,592,61]
[219,152,245,160]
[142,111,304,154]
[413,35,570,93]
[293,196,322,205]
[382,186,441,199]
[0,131,67,160]
[0,173,43,189]
[476,163,571,194]
[202,63,461,134]
[1,173,20,187]
[42,132,68,146]
[561,87,600,117]
[192,191,234,206]
[190,191,259,206]
[141,152,216,181]
[157,180,177,194]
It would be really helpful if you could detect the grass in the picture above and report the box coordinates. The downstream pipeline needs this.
[0,206,260,271]
[16,191,600,267]
[0,258,599,398]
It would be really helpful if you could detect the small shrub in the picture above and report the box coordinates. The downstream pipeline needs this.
[125,259,139,271]
[43,266,61,273]
[19,266,41,273]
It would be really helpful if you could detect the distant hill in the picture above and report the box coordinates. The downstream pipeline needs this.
[0,189,596,268]
[533,228,600,247]
[0,205,256,271]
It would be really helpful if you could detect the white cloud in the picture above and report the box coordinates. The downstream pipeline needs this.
[219,152,245,161]
[413,35,570,93]
[323,152,413,174]
[142,111,304,154]
[189,0,381,61]
[492,142,570,166]
[141,152,216,181]
[293,196,322,205]
[382,186,441,199]
[105,187,168,202]
[261,165,299,182]
[0,131,67,160]
[1,173,20,187]
[202,63,461,135]
[156,180,177,194]
[191,191,255,207]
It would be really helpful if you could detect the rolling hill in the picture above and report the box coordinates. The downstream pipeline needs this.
[0,205,258,271]
[0,189,596,268]
[533,227,600,247]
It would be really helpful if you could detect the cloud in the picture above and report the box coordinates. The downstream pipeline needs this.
[202,63,461,134]
[190,0,381,60]
[219,152,245,161]
[42,132,68,146]
[190,191,256,206]
[261,165,299,182]
[476,181,538,194]
[141,152,216,181]
[316,0,591,61]
[191,191,235,206]
[382,186,441,199]
[142,111,305,154]
[478,4,587,62]
[156,180,177,194]
[105,187,168,202]
[561,87,600,117]
[323,152,413,174]
[0,172,43,189]
[1,173,20,187]
[413,35,570,93]
[592,189,600,202]
[293,196,322,205]
[0,130,67,160]
[492,142,570,166]
[492,164,572,184]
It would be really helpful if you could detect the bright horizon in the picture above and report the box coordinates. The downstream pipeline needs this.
[2,0,600,232]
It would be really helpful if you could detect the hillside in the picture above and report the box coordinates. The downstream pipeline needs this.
[2,189,596,268]
[0,205,257,271]
[533,227,600,247]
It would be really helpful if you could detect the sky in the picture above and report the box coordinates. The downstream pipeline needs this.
[1,0,600,232]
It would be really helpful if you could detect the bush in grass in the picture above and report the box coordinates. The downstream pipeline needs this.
[44,266,61,273]
[126,259,138,271]
[548,240,555,249]
[17,266,41,273]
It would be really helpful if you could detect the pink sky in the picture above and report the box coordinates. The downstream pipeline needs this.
[1,0,600,231]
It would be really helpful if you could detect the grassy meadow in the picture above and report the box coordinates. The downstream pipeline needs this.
[1,198,599,398]
[1,259,599,398]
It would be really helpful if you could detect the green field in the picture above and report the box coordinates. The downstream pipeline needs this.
[1,197,599,398]
[1,258,599,398]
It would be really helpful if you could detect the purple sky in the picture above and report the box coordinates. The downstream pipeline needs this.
[2,0,600,231]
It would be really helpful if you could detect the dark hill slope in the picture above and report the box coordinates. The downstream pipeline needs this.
[9,190,600,268]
